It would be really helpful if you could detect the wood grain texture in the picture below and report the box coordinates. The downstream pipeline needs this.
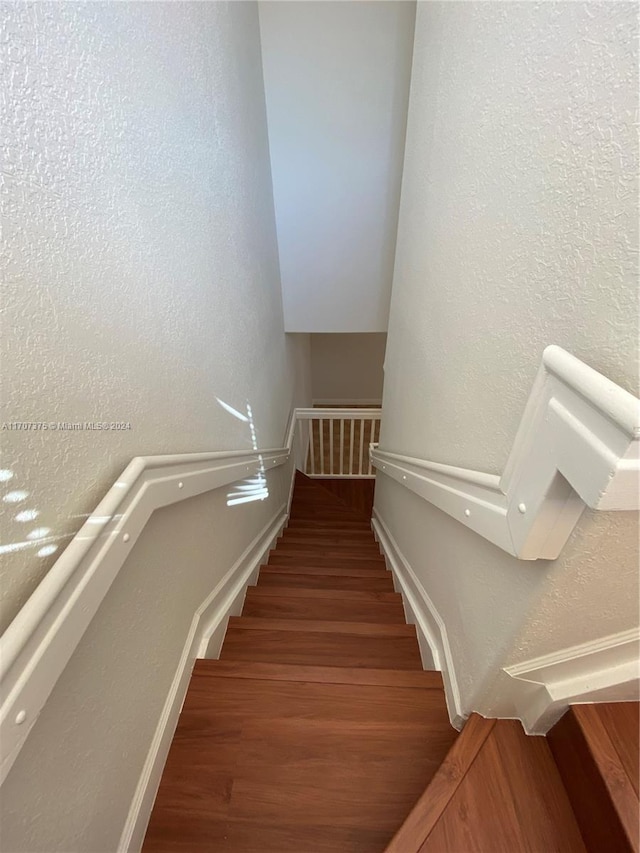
[273,542,382,557]
[267,553,387,569]
[282,526,374,540]
[594,703,640,798]
[193,660,445,689]
[314,478,376,518]
[285,519,373,530]
[145,471,640,851]
[246,586,399,602]
[255,570,394,591]
[419,721,586,853]
[260,562,390,578]
[227,617,415,637]
[144,473,451,852]
[549,705,640,853]
[144,675,455,852]
[241,593,406,623]
[385,715,496,853]
[221,626,423,669]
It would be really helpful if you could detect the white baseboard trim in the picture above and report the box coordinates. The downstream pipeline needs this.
[503,627,640,734]
[118,505,286,853]
[371,509,466,729]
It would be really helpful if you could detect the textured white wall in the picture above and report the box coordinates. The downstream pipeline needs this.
[311,333,387,402]
[377,2,639,714]
[0,2,310,633]
[259,1,416,332]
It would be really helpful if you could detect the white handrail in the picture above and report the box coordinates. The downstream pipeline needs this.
[0,439,291,785]
[372,346,640,561]
[0,405,382,783]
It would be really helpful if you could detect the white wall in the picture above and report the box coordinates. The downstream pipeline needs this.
[259,1,416,332]
[376,2,639,717]
[0,1,310,634]
[0,4,314,849]
[311,333,386,403]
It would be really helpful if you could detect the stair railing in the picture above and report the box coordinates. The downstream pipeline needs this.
[370,346,640,561]
[294,408,381,478]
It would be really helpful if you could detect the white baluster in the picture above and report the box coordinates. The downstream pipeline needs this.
[310,419,316,475]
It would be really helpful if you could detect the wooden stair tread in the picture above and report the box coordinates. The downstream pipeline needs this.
[257,571,393,591]
[281,535,377,546]
[274,545,382,557]
[242,594,406,624]
[385,714,496,852]
[418,720,585,852]
[593,702,640,798]
[144,679,453,852]
[285,520,373,530]
[260,563,390,578]
[193,659,445,689]
[221,625,423,669]
[185,670,453,720]
[548,704,640,852]
[387,717,586,853]
[247,585,399,602]
[268,551,386,569]
[282,528,374,539]
[228,616,415,636]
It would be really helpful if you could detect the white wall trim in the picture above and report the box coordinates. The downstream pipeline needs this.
[312,398,383,406]
[502,628,640,734]
[0,439,292,786]
[0,404,383,784]
[119,506,287,853]
[296,407,382,419]
[371,509,466,729]
[371,345,640,561]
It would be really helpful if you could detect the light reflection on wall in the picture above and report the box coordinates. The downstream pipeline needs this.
[216,399,269,508]
[1,469,63,559]
[1,400,271,561]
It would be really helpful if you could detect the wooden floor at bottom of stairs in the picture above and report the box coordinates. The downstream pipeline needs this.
[142,662,455,853]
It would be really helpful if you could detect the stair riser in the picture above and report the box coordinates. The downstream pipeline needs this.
[273,547,382,560]
[260,564,390,578]
[257,573,394,591]
[227,617,415,637]
[267,555,386,569]
[220,628,423,670]
[281,537,377,549]
[283,528,374,539]
[247,587,399,602]
[242,597,406,624]
[193,659,444,689]
[287,517,371,531]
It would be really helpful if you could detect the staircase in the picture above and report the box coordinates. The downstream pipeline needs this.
[143,472,639,852]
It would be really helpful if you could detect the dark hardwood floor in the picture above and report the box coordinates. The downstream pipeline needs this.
[548,702,640,852]
[143,472,455,852]
[143,471,639,853]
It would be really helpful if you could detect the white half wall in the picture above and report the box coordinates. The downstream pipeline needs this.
[0,2,311,633]
[259,1,416,332]
[311,333,386,404]
[0,464,292,853]
[377,2,639,719]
